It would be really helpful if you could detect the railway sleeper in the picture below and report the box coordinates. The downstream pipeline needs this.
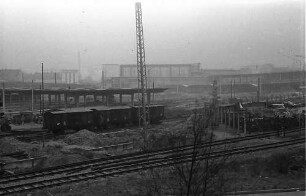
[75,176,85,180]
[39,182,48,186]
[67,177,77,181]
[12,188,23,192]
[6,189,14,193]
[97,171,110,175]
[23,185,34,190]
[31,184,41,188]
[83,173,95,178]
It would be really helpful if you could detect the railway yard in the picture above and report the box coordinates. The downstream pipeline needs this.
[0,1,305,195]
[0,94,305,196]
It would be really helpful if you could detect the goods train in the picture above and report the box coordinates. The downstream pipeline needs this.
[43,105,165,134]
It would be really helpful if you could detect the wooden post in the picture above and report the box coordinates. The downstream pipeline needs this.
[75,96,79,107]
[58,94,61,107]
[225,111,227,127]
[120,94,123,104]
[94,94,97,103]
[2,82,5,113]
[131,94,134,106]
[106,95,109,106]
[48,94,51,106]
[220,107,223,123]
[147,92,151,105]
[43,131,45,148]
[243,112,247,134]
[227,111,230,127]
[237,112,240,132]
[64,94,68,108]
[84,95,86,107]
[102,95,105,104]
[31,80,34,111]
[233,112,236,129]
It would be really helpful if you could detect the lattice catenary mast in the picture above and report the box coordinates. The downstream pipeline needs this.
[135,2,149,133]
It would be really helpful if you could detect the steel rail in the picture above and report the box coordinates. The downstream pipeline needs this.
[0,128,303,184]
[0,138,303,195]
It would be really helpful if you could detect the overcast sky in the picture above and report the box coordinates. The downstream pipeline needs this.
[0,0,304,77]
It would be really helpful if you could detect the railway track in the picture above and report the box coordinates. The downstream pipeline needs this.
[0,129,50,139]
[0,137,304,195]
[0,127,304,194]
[0,127,303,184]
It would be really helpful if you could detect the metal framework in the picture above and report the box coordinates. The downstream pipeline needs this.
[135,2,149,130]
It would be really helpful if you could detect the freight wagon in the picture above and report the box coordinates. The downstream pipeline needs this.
[43,105,164,134]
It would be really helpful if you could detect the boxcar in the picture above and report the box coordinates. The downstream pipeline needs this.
[44,105,165,134]
[44,108,94,134]
[108,106,133,127]
[131,105,165,125]
[91,106,132,128]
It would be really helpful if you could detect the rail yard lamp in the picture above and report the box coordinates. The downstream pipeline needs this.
[295,55,306,98]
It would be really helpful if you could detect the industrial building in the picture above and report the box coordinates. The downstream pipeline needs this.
[0,69,80,84]
[0,69,23,82]
[112,63,205,88]
[109,64,304,93]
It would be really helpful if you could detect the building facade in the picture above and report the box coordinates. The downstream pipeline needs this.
[61,70,79,84]
[120,63,200,77]
[115,63,202,88]
[0,69,23,82]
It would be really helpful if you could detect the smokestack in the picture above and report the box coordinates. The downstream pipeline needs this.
[257,77,261,102]
[78,51,81,82]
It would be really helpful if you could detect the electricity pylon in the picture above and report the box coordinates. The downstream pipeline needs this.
[135,2,150,147]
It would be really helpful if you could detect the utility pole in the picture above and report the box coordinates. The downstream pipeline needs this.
[211,80,219,129]
[2,82,5,113]
[39,84,42,115]
[31,80,34,111]
[135,2,149,147]
[41,63,44,115]
[219,78,222,97]
[233,80,236,98]
[230,80,233,99]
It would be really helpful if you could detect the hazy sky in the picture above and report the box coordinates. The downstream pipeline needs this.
[0,0,304,77]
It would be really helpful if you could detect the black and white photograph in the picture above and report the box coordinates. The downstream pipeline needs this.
[0,0,305,195]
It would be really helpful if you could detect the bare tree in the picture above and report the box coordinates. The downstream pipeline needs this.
[138,101,232,196]
[165,104,231,196]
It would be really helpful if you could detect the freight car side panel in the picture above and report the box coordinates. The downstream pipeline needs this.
[149,105,165,123]
[64,111,94,131]
[44,105,165,133]
[92,110,109,129]
[43,112,65,133]
[131,105,165,125]
[108,108,132,127]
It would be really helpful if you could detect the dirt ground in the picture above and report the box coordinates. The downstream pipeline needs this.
[1,102,305,195]
[24,145,304,196]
